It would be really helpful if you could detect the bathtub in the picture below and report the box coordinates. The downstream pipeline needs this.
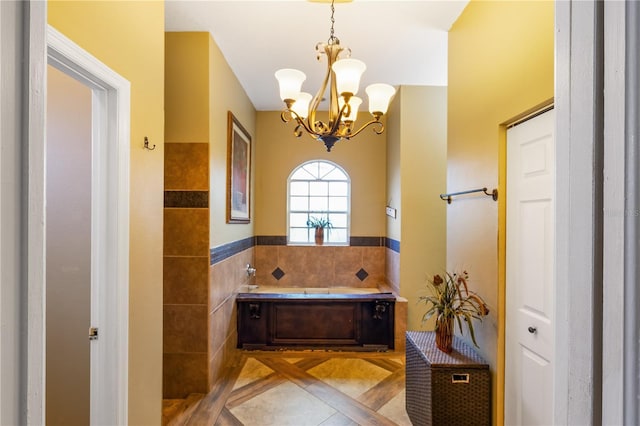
[243,285,383,295]
[236,286,396,351]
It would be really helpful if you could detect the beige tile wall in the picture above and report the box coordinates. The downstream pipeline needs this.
[163,141,256,398]
[163,142,210,398]
[394,298,408,352]
[208,247,254,389]
[254,245,385,288]
[165,143,209,190]
[385,247,400,295]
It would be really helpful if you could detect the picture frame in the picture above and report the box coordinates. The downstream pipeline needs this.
[226,111,251,223]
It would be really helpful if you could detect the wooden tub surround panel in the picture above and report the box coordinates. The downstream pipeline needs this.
[237,292,396,350]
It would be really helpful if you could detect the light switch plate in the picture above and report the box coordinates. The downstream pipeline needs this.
[385,206,397,219]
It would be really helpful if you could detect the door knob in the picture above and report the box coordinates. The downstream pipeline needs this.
[527,326,537,334]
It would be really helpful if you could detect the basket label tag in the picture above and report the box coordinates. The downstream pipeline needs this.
[451,373,470,383]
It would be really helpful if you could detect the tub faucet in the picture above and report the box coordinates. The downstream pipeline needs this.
[246,264,256,277]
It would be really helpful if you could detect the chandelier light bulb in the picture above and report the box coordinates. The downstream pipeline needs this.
[291,92,312,119]
[366,83,396,116]
[275,69,306,102]
[331,59,366,96]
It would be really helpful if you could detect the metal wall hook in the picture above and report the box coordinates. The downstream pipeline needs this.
[143,136,156,151]
[439,187,498,204]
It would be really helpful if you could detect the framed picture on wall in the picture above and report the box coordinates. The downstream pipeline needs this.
[226,111,251,223]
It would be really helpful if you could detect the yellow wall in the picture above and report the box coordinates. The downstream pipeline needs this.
[386,95,401,242]
[209,36,256,247]
[48,1,165,424]
[447,1,554,424]
[385,86,448,330]
[164,31,256,248]
[254,111,387,237]
[165,33,209,144]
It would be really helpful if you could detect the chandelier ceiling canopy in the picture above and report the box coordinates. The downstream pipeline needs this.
[275,0,396,152]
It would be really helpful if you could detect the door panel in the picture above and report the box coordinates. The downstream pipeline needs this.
[505,108,555,425]
[45,64,92,426]
[520,346,553,425]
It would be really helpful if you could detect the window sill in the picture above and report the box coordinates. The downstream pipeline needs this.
[286,242,350,247]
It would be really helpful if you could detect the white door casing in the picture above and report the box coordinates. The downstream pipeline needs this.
[505,109,555,425]
[0,0,4,418]
[0,3,27,422]
[25,25,131,424]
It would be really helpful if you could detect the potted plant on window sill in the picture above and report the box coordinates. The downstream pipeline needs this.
[306,215,333,245]
[419,271,490,353]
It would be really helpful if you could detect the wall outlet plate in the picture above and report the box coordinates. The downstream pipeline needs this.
[385,206,397,219]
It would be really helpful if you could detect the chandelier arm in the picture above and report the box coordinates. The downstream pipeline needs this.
[280,110,292,123]
[308,93,326,135]
[283,108,326,139]
[326,100,351,136]
[345,119,385,138]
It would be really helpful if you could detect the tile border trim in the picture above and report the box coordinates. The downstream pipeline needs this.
[385,237,400,253]
[256,235,287,246]
[209,235,398,265]
[350,236,383,247]
[164,190,209,208]
[210,236,255,265]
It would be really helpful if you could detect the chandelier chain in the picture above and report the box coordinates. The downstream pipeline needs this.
[329,0,336,43]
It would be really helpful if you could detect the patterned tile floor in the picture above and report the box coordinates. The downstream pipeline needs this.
[225,353,411,425]
[166,351,412,425]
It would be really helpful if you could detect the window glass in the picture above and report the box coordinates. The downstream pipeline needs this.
[290,181,309,196]
[328,213,348,228]
[289,213,309,227]
[326,228,347,243]
[309,181,328,196]
[309,196,329,211]
[329,196,348,211]
[289,196,308,211]
[287,160,350,244]
[291,168,315,180]
[289,228,310,243]
[329,181,348,196]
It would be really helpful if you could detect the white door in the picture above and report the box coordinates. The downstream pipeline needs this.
[31,26,131,425]
[45,63,93,425]
[505,108,555,426]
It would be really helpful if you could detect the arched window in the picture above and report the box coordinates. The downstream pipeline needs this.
[288,160,350,244]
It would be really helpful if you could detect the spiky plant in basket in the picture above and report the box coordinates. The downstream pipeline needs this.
[419,271,490,353]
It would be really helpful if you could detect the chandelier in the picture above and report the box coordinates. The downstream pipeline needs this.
[275,0,396,152]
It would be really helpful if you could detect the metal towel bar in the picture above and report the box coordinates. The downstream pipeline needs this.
[439,187,498,204]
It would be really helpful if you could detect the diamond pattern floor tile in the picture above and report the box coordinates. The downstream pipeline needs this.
[306,358,392,399]
[163,352,410,425]
[229,381,336,426]
[377,389,412,426]
[232,357,275,390]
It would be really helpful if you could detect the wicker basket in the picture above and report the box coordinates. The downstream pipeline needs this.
[405,331,491,426]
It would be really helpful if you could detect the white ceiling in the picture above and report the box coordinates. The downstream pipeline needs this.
[165,0,469,111]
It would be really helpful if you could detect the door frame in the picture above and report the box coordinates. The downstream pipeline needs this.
[0,0,4,418]
[26,8,131,424]
[497,99,553,425]
[502,105,555,425]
